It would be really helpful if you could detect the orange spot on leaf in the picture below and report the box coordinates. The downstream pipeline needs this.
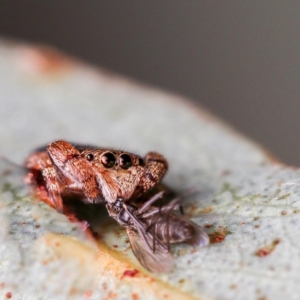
[132,293,139,300]
[209,226,228,243]
[199,206,213,213]
[15,46,71,75]
[255,239,281,257]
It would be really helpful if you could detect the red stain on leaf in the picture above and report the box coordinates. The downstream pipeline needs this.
[5,292,12,299]
[255,239,281,257]
[209,226,228,243]
[84,290,93,298]
[122,269,139,278]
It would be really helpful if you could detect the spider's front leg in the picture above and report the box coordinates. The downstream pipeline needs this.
[47,140,99,204]
[137,152,168,194]
[25,151,64,212]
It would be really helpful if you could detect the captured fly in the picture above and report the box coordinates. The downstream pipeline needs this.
[106,192,209,273]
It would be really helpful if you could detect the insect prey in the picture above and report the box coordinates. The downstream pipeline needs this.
[106,191,209,272]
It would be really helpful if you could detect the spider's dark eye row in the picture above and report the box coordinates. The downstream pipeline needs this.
[99,152,136,169]
[86,153,94,161]
[138,157,144,166]
[101,152,116,168]
[119,154,132,169]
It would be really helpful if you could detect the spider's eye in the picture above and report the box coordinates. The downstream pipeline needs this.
[86,153,94,161]
[119,154,132,169]
[101,152,116,168]
[138,157,144,166]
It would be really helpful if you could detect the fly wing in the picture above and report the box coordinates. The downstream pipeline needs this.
[164,213,209,247]
[126,228,173,273]
[158,196,210,247]
[186,217,210,247]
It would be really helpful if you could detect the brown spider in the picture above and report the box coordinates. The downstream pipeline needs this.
[25,140,168,213]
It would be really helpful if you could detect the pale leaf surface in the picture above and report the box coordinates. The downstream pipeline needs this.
[0,39,297,300]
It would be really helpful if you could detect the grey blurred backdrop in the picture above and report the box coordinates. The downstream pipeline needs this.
[0,2,299,165]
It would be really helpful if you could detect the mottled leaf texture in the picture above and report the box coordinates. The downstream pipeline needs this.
[0,40,299,300]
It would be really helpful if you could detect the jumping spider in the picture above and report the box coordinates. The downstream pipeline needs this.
[25,140,168,212]
[25,140,209,272]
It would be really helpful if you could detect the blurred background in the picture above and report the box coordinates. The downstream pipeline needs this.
[0,1,299,165]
